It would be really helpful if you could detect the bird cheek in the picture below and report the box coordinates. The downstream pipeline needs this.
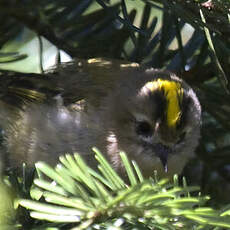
[159,126,178,144]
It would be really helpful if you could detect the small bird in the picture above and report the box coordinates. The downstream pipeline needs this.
[0,58,201,178]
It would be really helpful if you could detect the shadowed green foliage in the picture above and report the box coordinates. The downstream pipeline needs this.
[2,149,230,229]
[0,0,230,228]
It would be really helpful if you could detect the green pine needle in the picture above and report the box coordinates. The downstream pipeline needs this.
[15,150,230,229]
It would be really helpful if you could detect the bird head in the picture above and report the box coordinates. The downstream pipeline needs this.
[104,68,201,177]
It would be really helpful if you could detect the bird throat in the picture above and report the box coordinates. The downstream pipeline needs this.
[145,79,183,128]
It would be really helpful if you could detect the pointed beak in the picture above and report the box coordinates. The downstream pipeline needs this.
[159,152,168,173]
[154,143,172,173]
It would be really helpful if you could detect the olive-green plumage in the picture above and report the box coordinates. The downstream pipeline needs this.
[0,58,201,178]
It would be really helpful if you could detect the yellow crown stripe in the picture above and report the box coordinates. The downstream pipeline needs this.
[145,79,183,127]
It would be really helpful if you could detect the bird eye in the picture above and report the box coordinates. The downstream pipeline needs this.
[177,131,186,144]
[136,121,153,137]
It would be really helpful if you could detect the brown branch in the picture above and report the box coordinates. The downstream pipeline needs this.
[0,3,78,57]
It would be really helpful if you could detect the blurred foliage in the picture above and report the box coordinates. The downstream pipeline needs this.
[0,0,230,227]
[3,150,230,229]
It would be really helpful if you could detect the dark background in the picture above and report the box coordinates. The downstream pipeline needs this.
[0,0,230,207]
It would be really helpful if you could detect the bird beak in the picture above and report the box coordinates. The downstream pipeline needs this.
[159,152,168,173]
[153,143,171,173]
[153,122,169,172]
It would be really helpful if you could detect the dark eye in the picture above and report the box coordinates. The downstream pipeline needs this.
[177,131,186,144]
[136,121,153,137]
